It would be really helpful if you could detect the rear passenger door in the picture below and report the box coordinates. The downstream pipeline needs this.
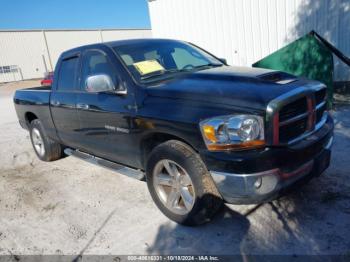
[50,54,81,148]
[76,48,137,166]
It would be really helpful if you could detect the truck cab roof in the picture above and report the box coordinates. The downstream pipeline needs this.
[61,38,184,57]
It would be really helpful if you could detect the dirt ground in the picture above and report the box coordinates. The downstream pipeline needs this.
[0,81,350,256]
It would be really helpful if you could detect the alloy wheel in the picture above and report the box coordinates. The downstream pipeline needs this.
[153,159,195,215]
[31,128,45,157]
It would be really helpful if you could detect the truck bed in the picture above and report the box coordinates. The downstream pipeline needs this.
[13,86,52,130]
[20,86,51,91]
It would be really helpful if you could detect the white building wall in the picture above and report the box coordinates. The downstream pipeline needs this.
[0,31,50,82]
[148,0,350,81]
[0,29,152,83]
[44,30,102,71]
[101,29,152,42]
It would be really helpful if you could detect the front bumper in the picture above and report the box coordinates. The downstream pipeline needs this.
[203,116,334,204]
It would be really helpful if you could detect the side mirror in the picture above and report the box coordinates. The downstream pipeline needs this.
[219,58,227,65]
[85,74,115,93]
[115,81,127,95]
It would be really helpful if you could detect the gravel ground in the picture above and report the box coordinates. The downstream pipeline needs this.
[0,81,350,256]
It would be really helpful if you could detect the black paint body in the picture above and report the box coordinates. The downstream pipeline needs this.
[13,39,333,175]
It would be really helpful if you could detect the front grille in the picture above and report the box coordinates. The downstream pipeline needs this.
[316,102,326,123]
[279,97,308,122]
[279,117,308,143]
[315,89,327,105]
[272,86,328,144]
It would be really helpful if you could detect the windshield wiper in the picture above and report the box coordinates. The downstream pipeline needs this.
[193,63,223,70]
[140,68,190,80]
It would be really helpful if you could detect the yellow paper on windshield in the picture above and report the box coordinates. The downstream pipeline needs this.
[133,60,164,75]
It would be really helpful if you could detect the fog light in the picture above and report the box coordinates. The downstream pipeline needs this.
[254,177,262,189]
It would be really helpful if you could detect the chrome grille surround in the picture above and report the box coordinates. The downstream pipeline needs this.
[266,83,328,146]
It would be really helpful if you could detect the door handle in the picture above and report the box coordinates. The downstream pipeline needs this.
[51,100,60,106]
[76,103,90,110]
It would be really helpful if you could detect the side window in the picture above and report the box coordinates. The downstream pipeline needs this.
[81,50,116,90]
[57,56,79,91]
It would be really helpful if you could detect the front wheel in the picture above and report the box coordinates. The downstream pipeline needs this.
[146,140,223,226]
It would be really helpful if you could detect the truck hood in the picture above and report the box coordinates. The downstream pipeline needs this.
[145,66,310,111]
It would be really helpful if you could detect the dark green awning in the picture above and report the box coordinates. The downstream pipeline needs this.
[253,32,334,107]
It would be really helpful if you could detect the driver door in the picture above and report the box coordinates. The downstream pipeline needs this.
[76,49,136,166]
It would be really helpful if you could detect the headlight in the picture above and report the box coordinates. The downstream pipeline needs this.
[200,115,265,151]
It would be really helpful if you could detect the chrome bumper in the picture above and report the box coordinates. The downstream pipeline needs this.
[210,136,333,204]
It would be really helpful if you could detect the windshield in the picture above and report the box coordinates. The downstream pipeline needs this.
[113,40,223,83]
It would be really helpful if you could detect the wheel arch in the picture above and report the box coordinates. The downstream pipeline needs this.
[140,132,198,169]
[25,112,38,126]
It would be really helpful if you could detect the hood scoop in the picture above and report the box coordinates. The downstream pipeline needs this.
[258,71,297,84]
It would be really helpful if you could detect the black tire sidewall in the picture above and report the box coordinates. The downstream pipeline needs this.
[146,141,216,225]
[29,119,51,161]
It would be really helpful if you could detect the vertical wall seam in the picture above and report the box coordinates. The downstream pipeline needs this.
[42,30,53,71]
[99,30,104,42]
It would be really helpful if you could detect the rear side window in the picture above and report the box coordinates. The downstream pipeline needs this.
[57,56,79,91]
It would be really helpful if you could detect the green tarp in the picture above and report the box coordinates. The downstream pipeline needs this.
[253,33,334,106]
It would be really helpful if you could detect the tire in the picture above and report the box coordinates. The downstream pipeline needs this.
[29,119,64,162]
[146,140,223,226]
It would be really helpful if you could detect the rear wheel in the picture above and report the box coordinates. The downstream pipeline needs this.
[146,140,223,226]
[29,119,64,161]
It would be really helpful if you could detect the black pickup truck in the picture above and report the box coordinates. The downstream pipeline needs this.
[14,39,333,225]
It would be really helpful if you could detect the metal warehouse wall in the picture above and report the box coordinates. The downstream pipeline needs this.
[148,0,350,81]
[0,31,50,82]
[0,29,151,83]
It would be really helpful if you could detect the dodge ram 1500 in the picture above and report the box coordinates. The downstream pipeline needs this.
[14,39,333,225]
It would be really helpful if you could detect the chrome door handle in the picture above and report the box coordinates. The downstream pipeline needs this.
[76,103,89,110]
